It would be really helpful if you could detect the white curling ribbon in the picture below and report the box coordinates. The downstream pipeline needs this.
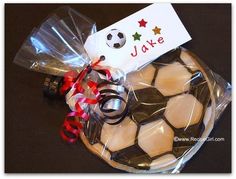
[66,86,88,112]
[98,66,126,82]
[91,83,128,124]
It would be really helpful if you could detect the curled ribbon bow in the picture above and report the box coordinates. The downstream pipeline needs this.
[60,58,128,143]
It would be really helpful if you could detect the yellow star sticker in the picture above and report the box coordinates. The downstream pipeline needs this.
[152,26,161,35]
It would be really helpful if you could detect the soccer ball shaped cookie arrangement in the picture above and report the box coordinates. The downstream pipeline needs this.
[80,48,220,173]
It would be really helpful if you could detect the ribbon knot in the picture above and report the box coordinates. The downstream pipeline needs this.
[60,59,127,143]
[86,65,93,74]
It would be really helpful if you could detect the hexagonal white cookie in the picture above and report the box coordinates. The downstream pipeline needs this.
[101,117,137,152]
[138,119,174,157]
[155,62,192,96]
[164,94,203,129]
[126,64,156,90]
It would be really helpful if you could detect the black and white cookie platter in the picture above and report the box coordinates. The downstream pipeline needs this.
[80,47,216,173]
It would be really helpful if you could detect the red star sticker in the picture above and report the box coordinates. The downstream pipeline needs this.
[138,19,147,27]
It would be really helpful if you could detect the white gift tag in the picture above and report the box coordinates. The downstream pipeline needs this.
[84,3,191,74]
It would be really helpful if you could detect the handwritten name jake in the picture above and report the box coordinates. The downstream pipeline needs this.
[130,37,164,57]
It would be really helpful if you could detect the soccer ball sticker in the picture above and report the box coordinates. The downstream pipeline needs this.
[106,29,126,49]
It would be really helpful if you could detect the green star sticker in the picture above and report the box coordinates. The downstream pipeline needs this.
[132,32,141,41]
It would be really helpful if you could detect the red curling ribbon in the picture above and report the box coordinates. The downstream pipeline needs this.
[87,80,100,99]
[94,66,112,80]
[60,119,83,143]
[60,59,111,143]
[60,70,78,95]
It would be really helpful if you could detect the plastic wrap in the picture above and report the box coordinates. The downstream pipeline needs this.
[78,47,231,173]
[13,6,231,173]
[14,6,96,76]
